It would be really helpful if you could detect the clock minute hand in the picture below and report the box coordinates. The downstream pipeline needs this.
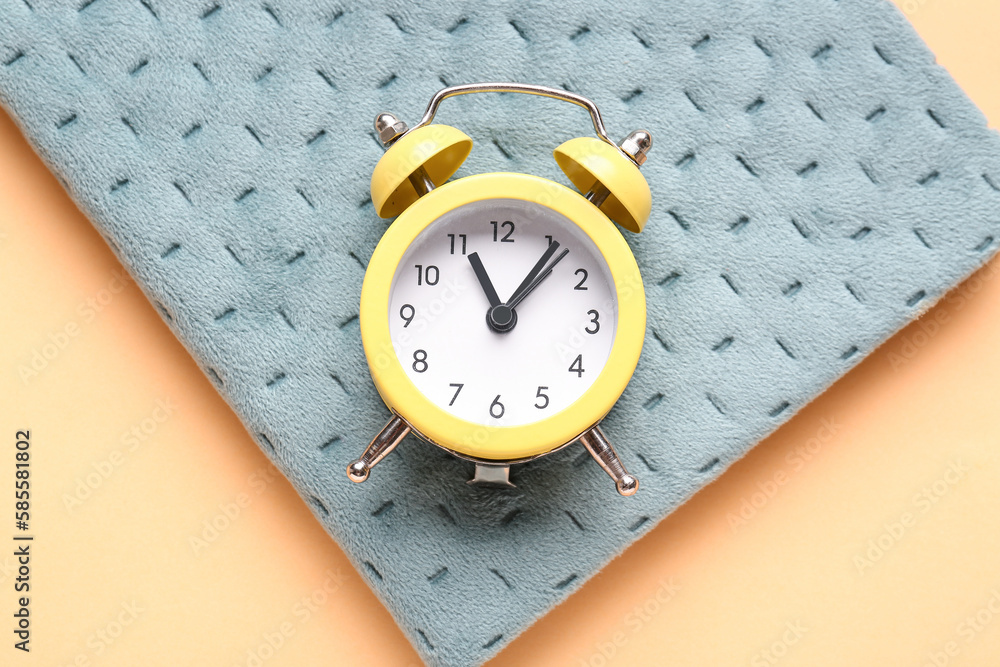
[508,240,560,304]
[468,252,502,308]
[506,247,570,310]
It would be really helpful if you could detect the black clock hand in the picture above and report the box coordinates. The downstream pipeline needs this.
[508,240,561,305]
[506,247,569,310]
[468,252,501,307]
[476,241,568,333]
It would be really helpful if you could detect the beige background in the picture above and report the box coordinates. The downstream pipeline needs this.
[1,1,999,664]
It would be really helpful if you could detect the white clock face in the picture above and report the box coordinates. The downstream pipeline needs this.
[387,198,618,427]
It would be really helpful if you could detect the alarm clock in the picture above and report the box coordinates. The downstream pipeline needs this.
[347,83,652,496]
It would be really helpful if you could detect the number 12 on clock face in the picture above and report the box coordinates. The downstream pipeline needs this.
[387,198,618,428]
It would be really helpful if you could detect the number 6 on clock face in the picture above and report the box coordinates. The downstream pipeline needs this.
[388,198,617,428]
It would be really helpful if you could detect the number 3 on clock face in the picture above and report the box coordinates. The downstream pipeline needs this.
[360,173,645,462]
[389,197,616,427]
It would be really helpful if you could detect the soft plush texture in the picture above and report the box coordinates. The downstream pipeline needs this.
[2,1,999,664]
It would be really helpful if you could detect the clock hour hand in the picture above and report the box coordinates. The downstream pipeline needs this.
[474,241,569,334]
[468,252,502,308]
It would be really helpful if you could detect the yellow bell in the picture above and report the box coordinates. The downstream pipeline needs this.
[554,135,652,233]
[370,124,473,218]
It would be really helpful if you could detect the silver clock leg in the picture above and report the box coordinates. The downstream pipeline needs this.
[578,425,639,496]
[468,464,514,488]
[347,415,410,483]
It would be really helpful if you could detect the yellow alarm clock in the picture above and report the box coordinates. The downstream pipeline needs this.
[348,83,652,496]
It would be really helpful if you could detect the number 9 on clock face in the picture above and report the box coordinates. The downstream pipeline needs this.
[387,198,617,427]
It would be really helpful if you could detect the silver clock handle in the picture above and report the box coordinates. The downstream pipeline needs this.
[411,82,617,147]
[374,82,652,169]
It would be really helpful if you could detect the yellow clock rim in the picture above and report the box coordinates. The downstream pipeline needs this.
[359,172,646,461]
